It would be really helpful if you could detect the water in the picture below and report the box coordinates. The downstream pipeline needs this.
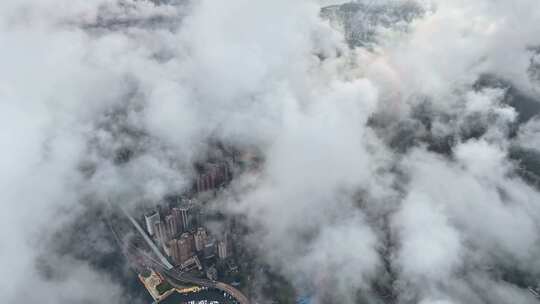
[159,289,234,304]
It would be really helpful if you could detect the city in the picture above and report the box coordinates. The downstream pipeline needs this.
[109,147,255,304]
[3,1,540,304]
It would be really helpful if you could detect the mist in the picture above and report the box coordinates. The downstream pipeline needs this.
[1,0,540,303]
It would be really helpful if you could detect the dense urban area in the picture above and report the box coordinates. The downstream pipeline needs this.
[109,146,260,304]
[4,1,540,304]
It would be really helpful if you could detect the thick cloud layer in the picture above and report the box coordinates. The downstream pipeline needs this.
[1,0,540,303]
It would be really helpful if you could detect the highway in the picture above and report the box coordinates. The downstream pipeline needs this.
[122,208,250,304]
[215,282,250,304]
[162,269,249,304]
[121,207,174,269]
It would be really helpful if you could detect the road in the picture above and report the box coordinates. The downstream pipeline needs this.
[122,208,174,269]
[215,282,250,304]
[162,269,249,304]
[122,208,250,304]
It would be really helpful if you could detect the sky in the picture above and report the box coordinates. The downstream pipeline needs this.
[1,0,540,303]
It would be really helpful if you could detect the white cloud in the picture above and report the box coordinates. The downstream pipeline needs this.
[2,0,540,303]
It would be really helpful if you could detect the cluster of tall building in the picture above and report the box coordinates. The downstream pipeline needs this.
[144,200,231,269]
[195,162,231,193]
[145,203,192,245]
[169,233,196,268]
[139,157,239,274]
[166,227,230,267]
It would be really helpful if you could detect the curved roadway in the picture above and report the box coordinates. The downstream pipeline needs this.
[162,269,249,304]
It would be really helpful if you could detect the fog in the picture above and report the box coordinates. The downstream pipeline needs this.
[1,0,540,303]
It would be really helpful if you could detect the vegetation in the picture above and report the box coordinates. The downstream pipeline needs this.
[156,281,173,295]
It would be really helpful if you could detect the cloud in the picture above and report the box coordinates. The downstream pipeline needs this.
[1,0,540,303]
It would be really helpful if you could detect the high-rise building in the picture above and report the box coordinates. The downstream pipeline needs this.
[196,163,231,193]
[171,207,184,233]
[154,221,170,247]
[144,212,160,236]
[196,172,210,193]
[217,237,229,260]
[176,205,191,232]
[203,238,216,259]
[177,232,194,265]
[167,233,195,266]
[165,214,178,238]
[194,227,208,252]
[168,239,180,264]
